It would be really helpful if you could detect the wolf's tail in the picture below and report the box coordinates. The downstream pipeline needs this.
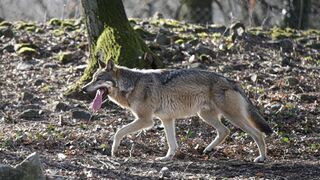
[247,105,273,135]
[233,84,273,135]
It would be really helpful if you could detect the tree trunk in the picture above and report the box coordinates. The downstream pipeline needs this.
[285,0,310,29]
[178,0,213,24]
[66,0,162,98]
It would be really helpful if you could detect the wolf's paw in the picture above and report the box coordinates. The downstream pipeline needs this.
[254,156,266,163]
[203,147,214,154]
[155,156,173,161]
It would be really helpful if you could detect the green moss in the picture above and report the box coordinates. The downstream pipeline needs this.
[248,27,270,36]
[40,85,53,92]
[95,27,146,68]
[52,29,64,36]
[133,26,153,38]
[0,21,12,27]
[175,39,185,44]
[151,18,182,28]
[16,22,36,30]
[17,47,37,56]
[56,52,73,64]
[302,29,320,36]
[48,18,62,26]
[271,27,296,40]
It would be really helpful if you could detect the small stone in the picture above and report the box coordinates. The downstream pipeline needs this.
[71,110,91,120]
[0,27,14,38]
[286,77,299,86]
[3,44,15,53]
[43,62,59,68]
[16,59,39,71]
[53,102,70,112]
[159,166,170,178]
[57,51,74,64]
[195,43,215,56]
[155,33,170,45]
[34,79,46,86]
[21,91,34,101]
[74,64,87,72]
[188,54,197,63]
[300,94,317,103]
[270,104,282,112]
[18,109,42,120]
[17,61,33,71]
[17,47,37,56]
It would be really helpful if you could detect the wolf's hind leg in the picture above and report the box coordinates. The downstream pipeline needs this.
[224,114,267,162]
[112,116,153,157]
[155,119,177,161]
[198,110,230,153]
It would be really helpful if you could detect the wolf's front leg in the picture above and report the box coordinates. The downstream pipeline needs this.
[111,117,153,157]
[155,119,177,161]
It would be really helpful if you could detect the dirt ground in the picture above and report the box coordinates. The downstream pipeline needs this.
[0,19,319,179]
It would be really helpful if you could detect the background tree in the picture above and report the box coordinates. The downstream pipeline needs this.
[177,0,213,24]
[66,0,162,98]
[284,0,310,29]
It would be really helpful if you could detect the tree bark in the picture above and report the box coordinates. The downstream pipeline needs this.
[178,0,213,24]
[66,0,162,98]
[285,0,310,29]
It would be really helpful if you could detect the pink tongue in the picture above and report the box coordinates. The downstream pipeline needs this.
[91,89,105,112]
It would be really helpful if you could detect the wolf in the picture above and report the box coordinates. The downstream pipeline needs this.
[82,58,273,162]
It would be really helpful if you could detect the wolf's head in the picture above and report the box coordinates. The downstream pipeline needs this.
[82,58,117,94]
[82,58,119,112]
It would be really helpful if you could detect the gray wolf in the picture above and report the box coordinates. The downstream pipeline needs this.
[82,58,273,162]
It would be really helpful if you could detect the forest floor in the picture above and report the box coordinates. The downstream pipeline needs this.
[0,18,319,179]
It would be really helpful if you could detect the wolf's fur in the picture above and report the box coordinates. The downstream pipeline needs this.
[82,59,273,162]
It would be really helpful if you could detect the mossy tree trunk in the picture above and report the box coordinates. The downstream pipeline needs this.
[178,0,213,24]
[66,0,162,98]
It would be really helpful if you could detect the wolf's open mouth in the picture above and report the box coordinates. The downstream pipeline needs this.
[91,88,108,112]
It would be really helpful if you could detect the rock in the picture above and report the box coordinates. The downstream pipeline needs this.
[155,33,170,45]
[18,109,42,120]
[74,64,87,72]
[188,54,197,63]
[189,62,206,69]
[17,61,33,71]
[195,43,215,56]
[3,44,15,53]
[17,47,37,56]
[34,79,46,86]
[300,94,317,103]
[57,51,74,64]
[71,110,91,120]
[15,152,46,180]
[0,152,45,180]
[21,91,34,101]
[286,77,299,86]
[0,27,14,38]
[16,59,39,71]
[53,101,70,112]
[43,62,59,68]
[0,164,23,180]
[159,166,170,178]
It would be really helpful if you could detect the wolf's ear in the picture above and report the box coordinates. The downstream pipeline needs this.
[106,59,115,71]
[96,52,107,69]
[98,58,107,69]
